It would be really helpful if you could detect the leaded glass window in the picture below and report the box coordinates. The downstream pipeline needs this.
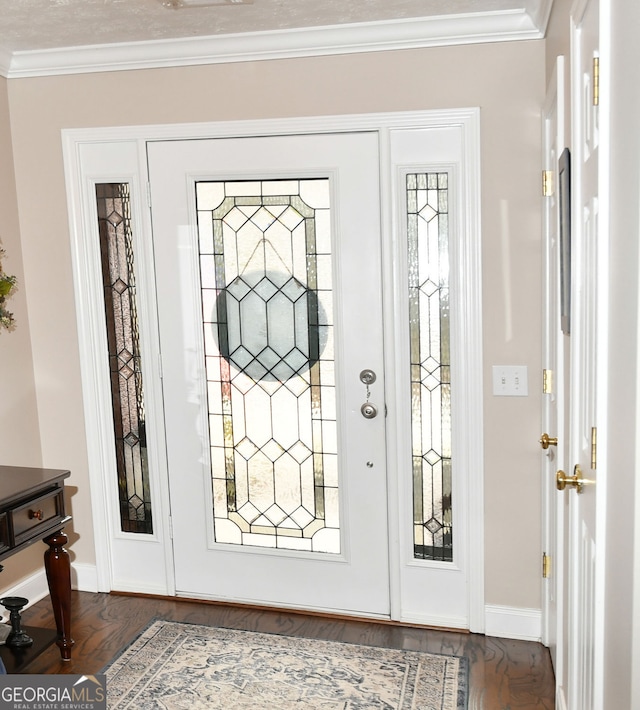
[197,179,339,553]
[407,172,452,562]
[96,183,152,534]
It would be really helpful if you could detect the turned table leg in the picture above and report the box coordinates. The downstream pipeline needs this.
[43,530,74,660]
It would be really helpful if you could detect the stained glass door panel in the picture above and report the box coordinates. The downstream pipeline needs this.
[149,133,390,615]
[198,179,339,553]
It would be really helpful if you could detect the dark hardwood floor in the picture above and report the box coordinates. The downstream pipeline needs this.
[16,591,554,709]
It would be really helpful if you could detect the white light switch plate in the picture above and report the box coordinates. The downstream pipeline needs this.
[492,365,528,396]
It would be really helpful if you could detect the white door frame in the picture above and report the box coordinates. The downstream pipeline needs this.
[541,55,567,693]
[62,109,485,631]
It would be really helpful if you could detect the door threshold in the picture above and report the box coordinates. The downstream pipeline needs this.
[110,590,469,633]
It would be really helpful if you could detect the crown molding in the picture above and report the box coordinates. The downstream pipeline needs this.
[525,0,554,33]
[1,9,543,79]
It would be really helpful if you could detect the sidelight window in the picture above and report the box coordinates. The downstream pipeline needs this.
[96,183,153,534]
[407,172,453,562]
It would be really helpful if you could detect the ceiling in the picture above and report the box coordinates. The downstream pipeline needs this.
[0,0,553,78]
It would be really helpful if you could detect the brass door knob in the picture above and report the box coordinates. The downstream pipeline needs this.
[540,433,558,449]
[556,465,584,494]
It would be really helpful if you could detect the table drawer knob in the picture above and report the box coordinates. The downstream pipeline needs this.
[28,509,44,521]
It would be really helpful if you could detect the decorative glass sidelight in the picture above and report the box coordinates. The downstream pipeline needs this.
[196,179,339,553]
[406,172,453,562]
[96,183,153,534]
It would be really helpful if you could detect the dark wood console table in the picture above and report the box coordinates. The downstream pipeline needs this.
[0,466,74,663]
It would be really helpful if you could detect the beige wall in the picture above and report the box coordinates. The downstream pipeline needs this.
[5,39,545,609]
[0,78,40,463]
[0,76,47,589]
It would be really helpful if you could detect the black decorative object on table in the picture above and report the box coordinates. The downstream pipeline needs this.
[0,596,33,648]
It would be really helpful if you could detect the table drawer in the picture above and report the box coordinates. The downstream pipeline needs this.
[10,488,65,546]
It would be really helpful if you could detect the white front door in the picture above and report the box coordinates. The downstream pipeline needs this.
[62,111,481,627]
[148,132,391,615]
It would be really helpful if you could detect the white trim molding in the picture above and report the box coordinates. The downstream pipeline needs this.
[71,563,100,594]
[0,570,50,613]
[525,0,555,32]
[485,604,542,642]
[3,10,544,79]
[0,563,99,620]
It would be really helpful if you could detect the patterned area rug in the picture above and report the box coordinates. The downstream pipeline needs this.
[105,620,468,709]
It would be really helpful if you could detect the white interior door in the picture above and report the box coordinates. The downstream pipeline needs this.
[148,132,390,616]
[565,0,606,706]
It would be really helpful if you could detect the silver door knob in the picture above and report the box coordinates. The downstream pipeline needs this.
[361,403,378,419]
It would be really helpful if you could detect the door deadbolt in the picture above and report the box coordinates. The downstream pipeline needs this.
[359,369,377,385]
[361,403,378,419]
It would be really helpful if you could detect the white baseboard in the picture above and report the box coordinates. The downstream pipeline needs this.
[484,604,542,642]
[0,569,50,611]
[71,563,99,593]
[0,563,100,620]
